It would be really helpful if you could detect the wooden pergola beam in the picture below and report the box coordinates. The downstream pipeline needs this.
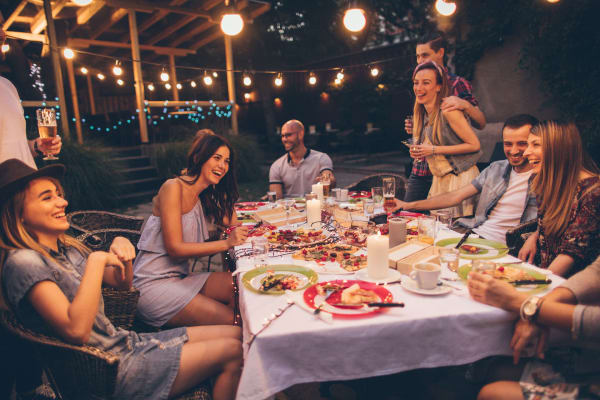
[76,0,105,25]
[67,37,196,56]
[5,30,48,44]
[31,0,68,34]
[2,0,28,30]
[103,0,212,19]
[190,28,222,50]
[14,16,34,24]
[121,0,188,42]
[146,14,195,46]
[90,7,128,39]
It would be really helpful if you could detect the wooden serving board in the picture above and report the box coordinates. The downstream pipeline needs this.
[388,240,438,274]
[253,207,305,227]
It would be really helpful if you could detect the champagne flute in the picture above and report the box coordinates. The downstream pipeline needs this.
[36,108,59,161]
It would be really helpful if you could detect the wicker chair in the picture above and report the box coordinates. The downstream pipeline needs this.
[67,211,145,237]
[344,173,407,200]
[506,219,539,262]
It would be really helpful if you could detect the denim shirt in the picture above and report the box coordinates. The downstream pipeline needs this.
[455,160,537,229]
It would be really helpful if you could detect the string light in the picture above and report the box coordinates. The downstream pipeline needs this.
[190,80,197,88]
[1,43,9,53]
[212,71,218,78]
[203,71,213,86]
[370,66,380,77]
[63,48,75,59]
[97,73,105,80]
[435,0,457,16]
[220,0,244,36]
[308,72,317,86]
[343,8,366,32]
[117,79,124,86]
[165,83,172,89]
[274,73,283,87]
[112,60,122,76]
[80,66,88,74]
[176,83,182,90]
[244,93,251,100]
[336,69,344,80]
[147,83,155,91]
[243,73,252,86]
[72,0,92,5]
[334,78,342,86]
[546,0,560,2]
[160,68,169,82]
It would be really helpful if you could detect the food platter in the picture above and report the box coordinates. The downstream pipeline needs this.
[242,265,318,295]
[435,238,509,259]
[458,263,550,294]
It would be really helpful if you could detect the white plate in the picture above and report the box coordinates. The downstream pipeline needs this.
[401,277,452,296]
[355,268,402,284]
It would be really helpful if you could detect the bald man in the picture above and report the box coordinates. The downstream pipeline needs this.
[269,120,335,199]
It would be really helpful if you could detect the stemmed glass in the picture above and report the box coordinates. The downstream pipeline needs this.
[278,199,296,226]
[36,108,59,160]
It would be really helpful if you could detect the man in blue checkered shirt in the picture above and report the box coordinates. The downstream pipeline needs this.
[404,32,487,203]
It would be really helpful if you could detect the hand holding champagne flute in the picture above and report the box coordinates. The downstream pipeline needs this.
[36,108,59,160]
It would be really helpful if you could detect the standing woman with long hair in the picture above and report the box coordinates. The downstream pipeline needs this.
[519,121,600,277]
[409,61,482,217]
[133,131,248,329]
[0,159,242,400]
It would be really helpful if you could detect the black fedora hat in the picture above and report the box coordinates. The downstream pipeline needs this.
[0,159,65,202]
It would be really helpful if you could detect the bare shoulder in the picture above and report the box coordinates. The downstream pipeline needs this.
[441,108,465,121]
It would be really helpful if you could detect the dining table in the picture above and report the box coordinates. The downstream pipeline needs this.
[230,204,564,400]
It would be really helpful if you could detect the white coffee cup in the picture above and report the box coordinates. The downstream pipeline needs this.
[410,262,441,290]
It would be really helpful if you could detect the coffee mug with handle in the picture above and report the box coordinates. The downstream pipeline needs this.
[410,262,441,290]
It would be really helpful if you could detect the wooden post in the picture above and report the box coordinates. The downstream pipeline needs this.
[128,9,149,143]
[224,35,238,135]
[168,54,179,101]
[43,0,70,139]
[65,59,83,144]
[86,74,96,115]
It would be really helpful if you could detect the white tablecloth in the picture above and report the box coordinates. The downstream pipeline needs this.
[233,229,564,400]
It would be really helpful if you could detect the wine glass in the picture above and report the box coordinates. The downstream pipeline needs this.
[36,108,59,160]
[278,199,296,226]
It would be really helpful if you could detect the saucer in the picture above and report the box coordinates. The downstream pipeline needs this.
[355,268,402,284]
[401,277,452,296]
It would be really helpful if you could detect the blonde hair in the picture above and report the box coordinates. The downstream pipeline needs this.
[412,61,450,145]
[531,121,600,238]
[0,178,89,310]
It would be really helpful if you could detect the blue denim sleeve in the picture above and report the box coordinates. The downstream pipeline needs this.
[471,164,490,192]
[2,249,57,311]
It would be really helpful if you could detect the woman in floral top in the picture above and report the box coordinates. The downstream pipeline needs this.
[519,121,600,277]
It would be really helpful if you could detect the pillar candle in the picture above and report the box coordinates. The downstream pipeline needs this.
[306,198,321,227]
[389,217,407,248]
[312,183,324,202]
[367,233,389,279]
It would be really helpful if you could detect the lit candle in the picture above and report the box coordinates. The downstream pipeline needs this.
[306,199,321,227]
[312,183,324,202]
[367,232,389,279]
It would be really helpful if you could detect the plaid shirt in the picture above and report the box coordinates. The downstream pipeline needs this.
[411,69,479,177]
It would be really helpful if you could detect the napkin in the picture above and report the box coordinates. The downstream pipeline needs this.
[286,290,333,323]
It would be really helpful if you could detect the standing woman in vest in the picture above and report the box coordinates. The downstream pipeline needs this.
[409,61,481,217]
[133,131,248,328]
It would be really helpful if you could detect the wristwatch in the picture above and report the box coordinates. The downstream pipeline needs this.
[520,296,544,322]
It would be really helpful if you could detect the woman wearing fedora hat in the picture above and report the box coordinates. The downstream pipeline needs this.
[0,158,242,400]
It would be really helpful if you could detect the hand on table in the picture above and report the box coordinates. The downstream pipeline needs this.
[518,233,538,264]
[467,271,521,310]
[441,96,469,113]
[227,225,248,247]
[409,144,434,159]
[36,135,62,156]
[510,319,548,364]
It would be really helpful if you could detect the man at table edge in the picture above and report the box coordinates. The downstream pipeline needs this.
[269,119,335,199]
[393,114,539,244]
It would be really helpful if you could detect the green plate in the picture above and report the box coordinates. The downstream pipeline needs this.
[242,265,318,295]
[458,264,550,294]
[435,237,508,259]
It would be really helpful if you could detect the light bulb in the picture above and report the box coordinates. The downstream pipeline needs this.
[546,0,560,2]
[113,65,122,76]
[308,74,317,85]
[97,73,105,80]
[117,79,124,86]
[274,75,283,87]
[370,67,380,77]
[243,75,252,86]
[212,71,218,78]
[203,75,213,86]
[176,83,182,90]
[72,0,92,5]
[148,83,155,91]
[190,81,197,88]
[343,8,366,32]
[336,70,344,80]
[1,44,9,53]
[80,67,88,74]
[435,0,457,16]
[165,83,172,90]
[63,48,75,59]
[244,93,251,100]
[334,78,341,85]
[220,13,244,36]
[160,71,169,82]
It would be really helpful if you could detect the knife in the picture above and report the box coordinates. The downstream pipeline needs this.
[314,289,341,314]
[509,279,552,285]
[455,229,473,249]
[330,302,405,308]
